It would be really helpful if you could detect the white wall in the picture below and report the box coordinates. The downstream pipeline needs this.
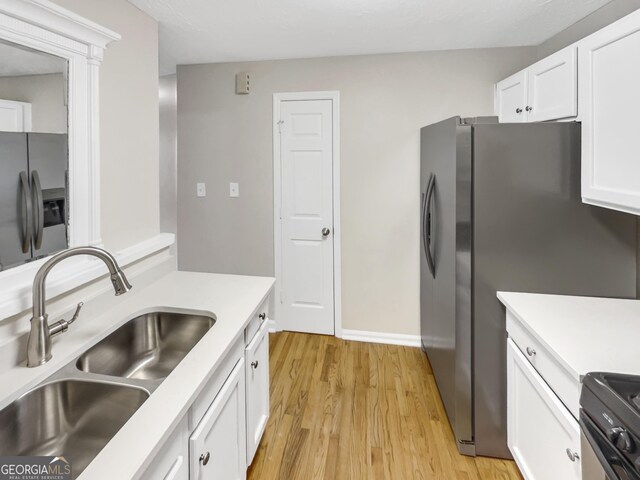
[52,0,160,251]
[0,73,67,133]
[177,47,538,336]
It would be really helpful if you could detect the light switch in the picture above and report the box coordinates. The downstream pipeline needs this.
[196,183,206,197]
[229,182,239,198]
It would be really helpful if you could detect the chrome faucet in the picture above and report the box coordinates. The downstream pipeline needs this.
[26,246,132,367]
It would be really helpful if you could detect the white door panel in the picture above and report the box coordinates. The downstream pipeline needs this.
[189,359,246,480]
[527,47,577,122]
[279,99,334,335]
[496,71,527,123]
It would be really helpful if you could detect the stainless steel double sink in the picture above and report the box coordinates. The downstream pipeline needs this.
[0,310,216,478]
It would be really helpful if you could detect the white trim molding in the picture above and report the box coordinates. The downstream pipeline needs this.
[0,0,121,314]
[272,91,342,338]
[0,233,175,320]
[341,329,422,348]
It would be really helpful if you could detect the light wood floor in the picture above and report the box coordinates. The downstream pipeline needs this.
[248,332,523,480]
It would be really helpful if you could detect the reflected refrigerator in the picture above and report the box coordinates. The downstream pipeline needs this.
[0,132,68,271]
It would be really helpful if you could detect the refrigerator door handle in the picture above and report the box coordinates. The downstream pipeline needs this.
[31,170,44,250]
[421,175,432,262]
[424,173,436,277]
[19,171,33,254]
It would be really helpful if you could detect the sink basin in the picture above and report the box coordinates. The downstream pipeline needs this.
[0,380,148,478]
[76,311,216,380]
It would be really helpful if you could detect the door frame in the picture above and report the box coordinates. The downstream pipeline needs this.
[272,91,342,337]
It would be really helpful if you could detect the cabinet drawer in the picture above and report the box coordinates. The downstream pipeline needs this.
[245,297,269,346]
[507,339,581,480]
[506,311,580,418]
[189,335,244,430]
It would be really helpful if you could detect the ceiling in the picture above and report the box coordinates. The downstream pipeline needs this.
[0,41,66,77]
[129,0,611,75]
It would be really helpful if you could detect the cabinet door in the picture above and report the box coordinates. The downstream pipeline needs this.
[579,9,640,215]
[496,71,527,123]
[139,416,189,480]
[245,320,270,464]
[527,47,577,122]
[507,339,581,480]
[190,358,246,480]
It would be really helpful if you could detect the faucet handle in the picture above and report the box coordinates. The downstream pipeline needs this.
[49,302,84,336]
[67,302,84,326]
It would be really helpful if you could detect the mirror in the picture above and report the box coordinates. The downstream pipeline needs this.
[0,39,68,272]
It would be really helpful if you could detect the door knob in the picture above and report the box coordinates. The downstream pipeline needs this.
[525,106,533,112]
[322,227,331,237]
[199,452,210,466]
[251,360,259,369]
[515,108,523,114]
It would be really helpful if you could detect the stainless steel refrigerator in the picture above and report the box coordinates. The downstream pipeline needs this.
[420,117,637,459]
[0,132,68,271]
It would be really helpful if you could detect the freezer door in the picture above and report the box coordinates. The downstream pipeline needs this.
[472,122,637,458]
[0,132,31,270]
[27,133,68,258]
[420,117,474,453]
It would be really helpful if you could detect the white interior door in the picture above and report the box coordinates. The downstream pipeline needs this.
[0,99,31,132]
[278,98,335,335]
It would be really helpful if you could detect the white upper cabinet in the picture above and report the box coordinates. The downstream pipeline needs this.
[526,48,577,122]
[495,46,577,123]
[579,9,640,215]
[496,71,527,122]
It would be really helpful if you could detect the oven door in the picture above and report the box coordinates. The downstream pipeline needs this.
[580,412,640,480]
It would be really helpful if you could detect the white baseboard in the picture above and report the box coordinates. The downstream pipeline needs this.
[341,329,421,348]
[267,321,421,348]
[268,319,280,333]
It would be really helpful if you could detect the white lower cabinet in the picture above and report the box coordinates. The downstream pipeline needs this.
[138,295,273,480]
[139,417,189,480]
[190,358,247,480]
[507,339,581,480]
[245,319,270,464]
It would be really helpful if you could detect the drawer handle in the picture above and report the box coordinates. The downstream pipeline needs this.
[251,360,259,369]
[526,347,536,357]
[259,313,266,320]
[199,452,210,466]
[515,108,523,114]
[566,448,579,462]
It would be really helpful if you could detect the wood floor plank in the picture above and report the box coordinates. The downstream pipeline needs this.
[248,332,523,480]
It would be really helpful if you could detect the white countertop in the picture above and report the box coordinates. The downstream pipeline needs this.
[498,291,640,380]
[0,270,274,480]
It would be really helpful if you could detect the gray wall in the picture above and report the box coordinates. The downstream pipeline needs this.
[160,74,177,244]
[52,0,160,251]
[176,47,538,335]
[0,73,67,133]
[538,0,640,57]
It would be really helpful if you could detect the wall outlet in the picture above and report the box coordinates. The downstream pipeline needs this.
[196,182,206,197]
[229,182,239,198]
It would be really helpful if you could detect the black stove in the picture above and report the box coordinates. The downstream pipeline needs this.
[581,372,640,480]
